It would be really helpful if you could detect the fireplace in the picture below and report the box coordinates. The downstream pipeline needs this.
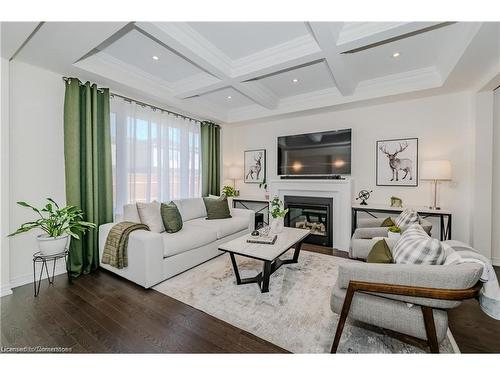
[284,195,333,247]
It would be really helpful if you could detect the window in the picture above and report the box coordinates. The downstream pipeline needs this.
[110,97,201,215]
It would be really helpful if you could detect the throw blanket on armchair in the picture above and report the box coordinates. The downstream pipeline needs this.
[102,222,149,269]
[444,240,500,320]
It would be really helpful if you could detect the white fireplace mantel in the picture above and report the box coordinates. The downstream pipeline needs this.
[269,179,353,251]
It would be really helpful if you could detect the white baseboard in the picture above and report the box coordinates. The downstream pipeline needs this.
[492,257,500,267]
[9,263,68,290]
[1,283,13,297]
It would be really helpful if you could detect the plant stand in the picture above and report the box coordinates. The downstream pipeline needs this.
[32,250,70,297]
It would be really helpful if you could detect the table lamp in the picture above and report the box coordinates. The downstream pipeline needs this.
[421,160,452,210]
[227,166,243,188]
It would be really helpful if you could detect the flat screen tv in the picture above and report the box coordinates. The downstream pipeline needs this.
[277,129,352,176]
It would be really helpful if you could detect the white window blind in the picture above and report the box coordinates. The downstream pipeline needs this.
[110,96,201,215]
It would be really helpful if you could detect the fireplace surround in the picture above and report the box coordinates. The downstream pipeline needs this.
[270,179,352,251]
[284,195,333,247]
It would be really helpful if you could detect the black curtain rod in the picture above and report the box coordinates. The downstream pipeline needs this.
[62,77,203,123]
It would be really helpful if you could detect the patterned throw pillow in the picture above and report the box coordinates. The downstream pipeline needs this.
[395,208,419,227]
[393,224,445,265]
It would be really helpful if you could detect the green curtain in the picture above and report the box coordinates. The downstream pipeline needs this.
[201,121,221,196]
[63,78,113,278]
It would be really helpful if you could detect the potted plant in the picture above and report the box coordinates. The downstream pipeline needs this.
[270,196,288,234]
[221,185,237,197]
[259,179,269,200]
[9,198,96,255]
[387,225,401,240]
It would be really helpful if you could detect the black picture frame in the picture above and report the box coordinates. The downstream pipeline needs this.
[244,149,266,184]
[376,137,418,187]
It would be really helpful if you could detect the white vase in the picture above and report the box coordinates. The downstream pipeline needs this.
[37,234,70,256]
[271,217,284,234]
[387,231,401,240]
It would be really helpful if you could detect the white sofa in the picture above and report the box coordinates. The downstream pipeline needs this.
[99,198,255,288]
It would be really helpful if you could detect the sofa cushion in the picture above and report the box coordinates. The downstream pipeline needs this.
[393,224,445,265]
[137,201,165,233]
[161,221,217,257]
[203,196,232,220]
[123,204,141,223]
[161,202,183,233]
[367,239,393,263]
[173,198,207,222]
[380,217,395,227]
[188,215,249,239]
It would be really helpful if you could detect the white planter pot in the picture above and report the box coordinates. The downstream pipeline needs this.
[37,234,70,256]
[271,217,284,234]
[387,231,401,240]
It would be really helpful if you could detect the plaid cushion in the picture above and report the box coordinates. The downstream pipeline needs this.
[395,208,419,227]
[393,224,445,265]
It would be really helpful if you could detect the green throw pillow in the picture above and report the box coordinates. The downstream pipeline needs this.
[160,202,183,233]
[380,217,395,227]
[203,195,232,220]
[367,239,394,264]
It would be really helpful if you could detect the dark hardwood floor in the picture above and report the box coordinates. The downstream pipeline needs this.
[1,244,499,353]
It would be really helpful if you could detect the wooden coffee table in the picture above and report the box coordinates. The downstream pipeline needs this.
[218,227,310,293]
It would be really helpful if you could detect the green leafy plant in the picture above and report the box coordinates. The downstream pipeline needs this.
[221,185,237,197]
[270,196,288,219]
[8,198,96,240]
[258,180,268,191]
[388,225,401,233]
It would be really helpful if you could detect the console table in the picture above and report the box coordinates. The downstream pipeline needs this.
[351,204,452,241]
[233,196,269,228]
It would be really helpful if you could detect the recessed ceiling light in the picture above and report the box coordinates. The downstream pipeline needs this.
[227,96,232,99]
[392,52,400,58]
[152,55,159,60]
[292,78,299,83]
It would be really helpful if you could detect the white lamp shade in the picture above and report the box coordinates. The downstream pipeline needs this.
[227,166,243,180]
[421,160,452,180]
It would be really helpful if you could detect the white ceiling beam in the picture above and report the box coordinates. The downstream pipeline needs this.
[336,22,442,52]
[136,22,279,109]
[308,22,357,96]
[1,22,40,59]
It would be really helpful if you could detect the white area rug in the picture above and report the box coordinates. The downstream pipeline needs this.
[154,250,457,353]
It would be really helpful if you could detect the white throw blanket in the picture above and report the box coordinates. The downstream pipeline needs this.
[444,240,500,320]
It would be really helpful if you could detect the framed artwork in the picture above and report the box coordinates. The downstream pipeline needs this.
[376,138,418,187]
[244,149,266,183]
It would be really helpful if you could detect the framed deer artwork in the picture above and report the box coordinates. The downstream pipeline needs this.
[244,149,266,183]
[376,138,418,187]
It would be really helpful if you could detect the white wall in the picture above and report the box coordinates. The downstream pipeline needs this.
[471,92,494,259]
[222,92,475,245]
[1,56,12,296]
[493,89,500,265]
[8,61,66,288]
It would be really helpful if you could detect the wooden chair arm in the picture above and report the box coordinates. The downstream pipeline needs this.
[348,280,482,301]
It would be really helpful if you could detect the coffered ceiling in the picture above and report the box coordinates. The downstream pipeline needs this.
[2,21,499,124]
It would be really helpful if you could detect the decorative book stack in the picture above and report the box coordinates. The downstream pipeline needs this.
[246,234,277,245]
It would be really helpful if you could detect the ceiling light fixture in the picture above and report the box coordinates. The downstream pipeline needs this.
[152,55,159,60]
[392,52,400,58]
[227,96,232,99]
[292,78,299,83]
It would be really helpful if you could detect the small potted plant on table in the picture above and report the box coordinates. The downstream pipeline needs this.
[9,198,96,255]
[259,179,269,200]
[387,225,402,240]
[270,196,288,234]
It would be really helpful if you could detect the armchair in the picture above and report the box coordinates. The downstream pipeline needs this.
[330,259,483,353]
